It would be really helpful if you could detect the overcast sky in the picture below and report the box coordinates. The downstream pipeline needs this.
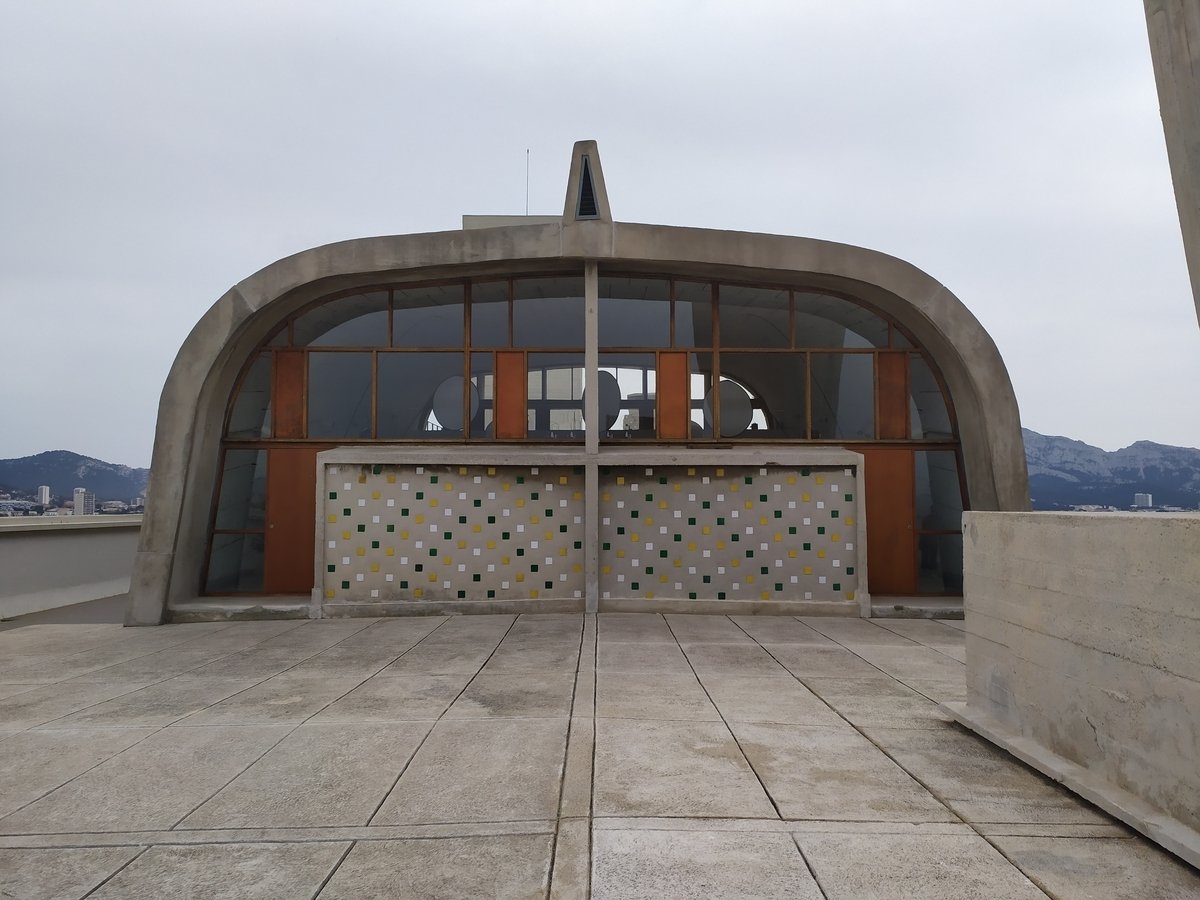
[2,1,1198,468]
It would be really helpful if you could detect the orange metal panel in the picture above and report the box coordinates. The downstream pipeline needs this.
[860,447,917,594]
[877,353,908,440]
[272,351,306,438]
[494,351,527,439]
[657,352,690,440]
[263,446,322,594]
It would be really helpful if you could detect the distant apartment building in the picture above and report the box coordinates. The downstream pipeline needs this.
[1133,492,1154,508]
[72,487,96,516]
[37,485,50,505]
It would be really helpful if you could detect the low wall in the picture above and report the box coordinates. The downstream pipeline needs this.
[0,516,141,619]
[946,511,1200,867]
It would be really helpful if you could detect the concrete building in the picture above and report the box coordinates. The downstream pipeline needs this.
[1133,492,1154,508]
[36,484,50,506]
[126,142,1028,625]
[72,487,95,517]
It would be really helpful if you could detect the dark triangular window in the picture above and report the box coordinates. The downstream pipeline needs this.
[576,156,598,218]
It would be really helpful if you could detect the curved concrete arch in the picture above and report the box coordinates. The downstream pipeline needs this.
[127,219,1028,624]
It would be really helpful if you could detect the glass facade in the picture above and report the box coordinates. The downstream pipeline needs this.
[207,270,967,596]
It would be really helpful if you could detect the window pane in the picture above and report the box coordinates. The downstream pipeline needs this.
[718,285,790,348]
[393,284,464,347]
[690,352,714,437]
[598,353,656,437]
[206,533,264,592]
[308,352,373,438]
[527,352,584,438]
[377,352,465,437]
[917,533,964,593]
[810,353,874,439]
[720,352,806,438]
[294,292,388,347]
[675,282,713,348]
[910,355,954,439]
[794,293,889,348]
[471,281,508,348]
[213,449,267,531]
[598,277,670,347]
[469,352,495,439]
[226,353,272,439]
[915,450,964,531]
[514,277,585,347]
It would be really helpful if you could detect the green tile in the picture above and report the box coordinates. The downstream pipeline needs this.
[545,508,554,517]
[487,589,495,599]
[717,517,725,526]
[644,493,654,502]
[717,591,726,600]
[517,548,525,556]
[845,493,853,502]
[659,550,668,558]
[659,477,668,484]
[487,515,496,524]
[760,566,768,575]
[386,524,395,533]
[745,476,753,485]
[745,550,754,558]
[372,465,382,475]
[472,574,481,582]
[401,580,408,589]
[833,583,841,592]
[602,542,611,551]
[341,581,350,589]
[801,467,811,476]
[429,548,437,556]
[545,581,553,590]
[473,499,482,508]
[328,492,337,500]
[443,532,452,540]
[731,533,740,542]
[645,566,654,575]
[502,531,511,540]
[673,534,682,542]
[759,494,768,502]
[531,564,539,572]
[831,510,839,518]
[371,540,380,549]
[846,567,855,575]
[702,500,711,509]
[631,581,640,590]
[327,564,336,572]
[531,492,539,500]
[788,526,797,535]
[343,507,352,516]
[817,526,826,534]
[573,541,582,549]
[702,575,711,584]
[430,475,438,484]
[559,524,568,533]
[459,515,467,524]
[617,526,626,535]
[401,508,409,516]
[516,476,525,483]
[415,564,423,572]
[415,492,424,500]
[457,590,466,599]
[688,517,696,526]
[357,524,366,533]
[688,592,697,600]
[803,542,811,551]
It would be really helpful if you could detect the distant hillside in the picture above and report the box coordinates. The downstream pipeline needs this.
[1024,429,1200,509]
[0,451,149,503]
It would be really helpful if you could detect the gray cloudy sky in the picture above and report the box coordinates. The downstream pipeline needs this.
[2,1,1198,468]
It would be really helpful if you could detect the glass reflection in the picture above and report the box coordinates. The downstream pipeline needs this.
[393,284,464,347]
[308,352,372,438]
[377,353,465,437]
[226,353,272,439]
[514,277,585,347]
[719,285,789,348]
[810,353,874,439]
[598,277,669,347]
[794,293,889,348]
[720,352,806,438]
[214,449,267,531]
[294,293,388,347]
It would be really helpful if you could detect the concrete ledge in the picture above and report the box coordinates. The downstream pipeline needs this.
[323,597,582,617]
[870,597,964,619]
[943,701,1200,870]
[169,600,312,622]
[598,597,859,616]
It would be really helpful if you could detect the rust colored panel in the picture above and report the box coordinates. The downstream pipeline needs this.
[272,351,306,438]
[657,352,690,440]
[264,446,322,594]
[494,351,527,440]
[860,447,917,595]
[877,352,908,440]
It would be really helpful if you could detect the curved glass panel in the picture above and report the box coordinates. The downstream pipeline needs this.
[377,352,465,437]
[810,352,874,439]
[794,293,889,348]
[206,533,264,592]
[294,292,388,347]
[471,281,509,348]
[915,450,963,531]
[514,277,585,347]
[674,282,713,348]
[308,352,372,437]
[393,284,464,348]
[720,352,806,438]
[909,355,954,439]
[719,285,789,348]
[213,449,267,530]
[598,277,669,347]
[226,353,272,439]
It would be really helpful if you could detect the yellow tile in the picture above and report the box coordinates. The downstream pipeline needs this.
[773,532,782,542]
[357,473,367,484]
[371,491,380,500]
[573,491,582,501]
[415,515,424,524]
[356,547,365,557]
[429,498,439,508]
[786,475,796,485]
[530,515,540,524]
[702,526,711,535]
[687,467,696,476]
[400,531,409,540]
[516,499,525,508]
[387,474,396,484]
[745,574,754,584]
[487,467,496,475]
[716,541,725,550]
[616,476,625,485]
[370,563,380,573]
[659,574,668,583]
[818,549,826,559]
[459,466,468,475]
[674,559,683,568]
[602,565,611,575]
[802,493,811,502]
[715,468,724,476]
[457,540,466,550]
[559,475,568,485]
[658,501,667,509]
[761,591,770,601]
[644,517,654,526]
[616,549,625,558]
[673,484,681,492]
[759,517,768,526]
[559,547,568,557]
[846,517,855,526]
[745,501,753,510]
[414,588,423,598]
[472,524,482,533]
[631,532,640,542]
[501,482,510,491]
[731,559,740,568]
[545,531,553,541]
[788,550,797,558]
[516,573,525,583]
[530,590,539,599]
[847,591,855,601]
[500,554,509,564]
[646,591,654,599]
[444,556,453,565]
[730,483,739,492]
[687,542,696,552]
[444,483,453,491]
[803,566,813,575]
[386,548,395,557]
[831,533,841,542]
[601,492,611,502]
[428,572,437,581]
[816,476,825,485]
[327,515,337,524]
[325,589,336,599]
[342,531,352,541]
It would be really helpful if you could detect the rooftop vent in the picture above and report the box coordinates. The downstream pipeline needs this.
[576,156,599,219]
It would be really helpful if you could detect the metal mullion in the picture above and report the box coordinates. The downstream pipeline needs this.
[711,282,720,440]
[371,350,379,438]
[788,289,796,349]
[463,280,472,439]
[805,352,813,439]
[669,279,677,349]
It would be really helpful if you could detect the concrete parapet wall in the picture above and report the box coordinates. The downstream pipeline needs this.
[950,511,1200,866]
[0,517,141,619]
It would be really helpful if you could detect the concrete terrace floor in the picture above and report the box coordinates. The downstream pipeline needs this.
[0,613,1197,899]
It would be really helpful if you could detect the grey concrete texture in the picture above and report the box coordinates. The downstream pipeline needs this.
[1,612,1197,896]
[127,142,1029,626]
[959,511,1200,864]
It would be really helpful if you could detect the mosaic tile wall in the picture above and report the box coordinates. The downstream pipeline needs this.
[598,465,858,604]
[322,464,586,603]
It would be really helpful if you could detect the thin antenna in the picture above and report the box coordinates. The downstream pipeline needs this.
[525,149,530,215]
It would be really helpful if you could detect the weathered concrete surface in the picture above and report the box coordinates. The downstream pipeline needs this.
[1,612,1195,896]
[0,517,141,618]
[949,511,1200,868]
[1145,0,1200,327]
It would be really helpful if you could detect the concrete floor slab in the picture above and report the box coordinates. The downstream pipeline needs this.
[0,683,39,700]
[483,640,581,672]
[990,835,1200,898]
[46,677,263,728]
[175,647,320,680]
[663,614,753,643]
[799,617,918,646]
[280,646,405,678]
[372,717,568,824]
[592,828,822,900]
[594,719,776,818]
[0,846,142,900]
[596,640,692,673]
[179,675,364,725]
[446,671,575,718]
[0,724,288,833]
[866,726,1111,824]
[697,673,845,726]
[851,644,966,683]
[680,642,789,677]
[310,674,471,722]
[796,832,1046,899]
[732,722,955,822]
[729,615,835,645]
[596,672,719,721]
[317,833,553,899]
[805,676,955,729]
[761,644,886,678]
[596,613,675,643]
[0,680,151,730]
[0,726,158,817]
[89,841,351,900]
[181,722,431,828]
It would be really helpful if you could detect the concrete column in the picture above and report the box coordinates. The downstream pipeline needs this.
[584,260,600,612]
[1145,0,1200,328]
